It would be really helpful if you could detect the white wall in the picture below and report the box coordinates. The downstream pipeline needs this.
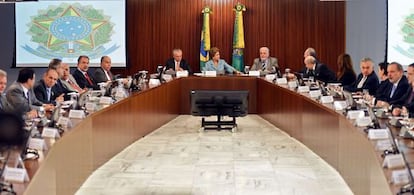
[346,0,387,73]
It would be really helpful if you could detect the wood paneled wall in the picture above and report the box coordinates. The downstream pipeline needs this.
[119,0,345,75]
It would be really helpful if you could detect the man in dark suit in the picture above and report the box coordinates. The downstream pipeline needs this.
[72,55,99,90]
[375,62,409,107]
[250,47,281,77]
[94,56,115,83]
[392,63,414,116]
[344,57,379,95]
[0,69,12,113]
[302,56,336,83]
[6,68,54,118]
[34,68,64,105]
[164,48,192,74]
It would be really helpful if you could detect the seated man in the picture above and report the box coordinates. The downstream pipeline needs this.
[344,57,379,95]
[60,63,85,93]
[250,47,280,77]
[375,62,409,107]
[164,48,192,74]
[6,68,54,118]
[0,69,12,113]
[34,68,64,105]
[302,56,336,83]
[94,56,115,83]
[393,63,414,116]
[72,55,99,90]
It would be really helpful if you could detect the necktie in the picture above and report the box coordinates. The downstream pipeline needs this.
[407,90,414,104]
[27,91,31,105]
[390,84,397,98]
[68,79,82,92]
[0,96,3,110]
[84,72,93,85]
[357,76,367,89]
[262,62,266,70]
[46,88,51,101]
[106,71,113,81]
[175,61,180,71]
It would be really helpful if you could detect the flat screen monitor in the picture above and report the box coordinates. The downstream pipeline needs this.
[190,90,249,117]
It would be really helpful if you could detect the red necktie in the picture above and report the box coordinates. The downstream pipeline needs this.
[84,73,93,85]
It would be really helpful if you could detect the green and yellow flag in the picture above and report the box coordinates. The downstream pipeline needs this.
[232,3,246,71]
[200,6,212,71]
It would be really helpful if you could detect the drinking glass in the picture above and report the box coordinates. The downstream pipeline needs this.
[244,66,250,74]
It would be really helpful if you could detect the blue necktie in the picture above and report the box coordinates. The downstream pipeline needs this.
[47,88,51,101]
[390,85,397,98]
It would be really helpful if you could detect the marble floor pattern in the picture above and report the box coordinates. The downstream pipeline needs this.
[76,115,353,195]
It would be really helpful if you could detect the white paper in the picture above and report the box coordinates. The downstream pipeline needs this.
[205,71,217,77]
[298,86,310,93]
[69,110,85,119]
[99,96,113,105]
[320,96,334,104]
[3,166,29,183]
[356,116,372,127]
[248,71,260,77]
[383,154,404,169]
[391,169,414,184]
[28,138,47,151]
[347,110,365,119]
[176,70,189,78]
[162,74,173,81]
[41,127,60,138]
[265,74,276,81]
[309,90,321,98]
[276,78,288,85]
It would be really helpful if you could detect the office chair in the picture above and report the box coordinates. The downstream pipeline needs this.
[0,112,26,195]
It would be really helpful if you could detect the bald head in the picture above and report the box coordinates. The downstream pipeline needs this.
[304,47,316,58]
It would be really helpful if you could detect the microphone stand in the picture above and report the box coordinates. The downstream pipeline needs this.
[398,149,414,194]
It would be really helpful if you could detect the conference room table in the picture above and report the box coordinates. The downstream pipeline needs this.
[12,75,414,195]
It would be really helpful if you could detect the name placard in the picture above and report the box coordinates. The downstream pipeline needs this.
[298,86,310,93]
[176,70,189,78]
[368,128,389,140]
[320,96,334,104]
[376,139,392,151]
[3,166,29,183]
[85,102,97,111]
[288,81,297,88]
[276,78,288,85]
[99,96,113,105]
[149,78,161,86]
[347,110,365,119]
[57,116,71,128]
[383,154,404,169]
[391,169,414,184]
[248,71,260,77]
[356,116,371,127]
[162,74,173,81]
[205,71,217,77]
[41,127,60,138]
[309,90,321,98]
[68,110,85,119]
[333,101,347,110]
[28,138,47,151]
[265,74,276,81]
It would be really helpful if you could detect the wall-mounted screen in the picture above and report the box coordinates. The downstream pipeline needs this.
[387,0,414,66]
[15,0,126,67]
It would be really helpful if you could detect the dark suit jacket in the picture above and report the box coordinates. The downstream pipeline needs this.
[93,67,114,83]
[6,82,43,115]
[337,70,356,87]
[303,62,336,83]
[376,75,410,106]
[344,72,379,95]
[0,94,12,113]
[165,58,192,74]
[72,69,99,90]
